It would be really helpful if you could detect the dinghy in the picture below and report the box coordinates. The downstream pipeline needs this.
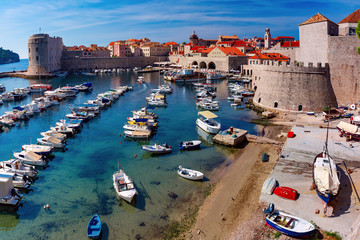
[142,143,172,154]
[177,166,204,181]
[113,169,137,203]
[263,203,315,238]
[273,187,298,200]
[87,213,101,239]
[179,140,201,150]
[261,177,277,195]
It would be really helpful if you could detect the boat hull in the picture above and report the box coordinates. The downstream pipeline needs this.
[87,214,101,239]
[273,187,297,200]
[265,220,314,238]
[196,118,220,134]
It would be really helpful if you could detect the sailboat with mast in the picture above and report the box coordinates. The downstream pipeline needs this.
[313,122,340,208]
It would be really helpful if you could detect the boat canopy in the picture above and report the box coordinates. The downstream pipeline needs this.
[135,118,148,123]
[13,106,25,111]
[337,121,358,134]
[198,111,218,119]
[26,151,42,161]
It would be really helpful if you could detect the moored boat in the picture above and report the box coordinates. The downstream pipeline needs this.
[263,203,315,238]
[13,151,48,166]
[177,166,204,181]
[0,174,22,206]
[196,111,221,134]
[179,140,201,150]
[22,144,54,156]
[37,136,66,149]
[124,130,151,139]
[0,159,38,178]
[113,169,137,203]
[142,142,172,154]
[87,213,102,239]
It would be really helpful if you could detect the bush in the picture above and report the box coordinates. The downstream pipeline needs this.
[324,230,342,240]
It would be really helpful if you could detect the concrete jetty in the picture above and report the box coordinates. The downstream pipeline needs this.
[213,127,247,147]
[259,126,360,239]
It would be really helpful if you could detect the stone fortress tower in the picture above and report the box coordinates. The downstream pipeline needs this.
[248,10,360,112]
[27,34,63,76]
[264,28,271,49]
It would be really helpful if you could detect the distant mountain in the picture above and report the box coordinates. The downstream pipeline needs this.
[0,47,20,64]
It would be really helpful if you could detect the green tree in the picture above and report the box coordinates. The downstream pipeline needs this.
[356,20,360,54]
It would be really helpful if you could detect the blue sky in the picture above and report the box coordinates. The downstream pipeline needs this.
[0,0,358,58]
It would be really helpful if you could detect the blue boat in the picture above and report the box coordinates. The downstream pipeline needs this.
[87,213,101,239]
[263,204,315,238]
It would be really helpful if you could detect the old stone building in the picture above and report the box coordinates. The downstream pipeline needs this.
[27,34,63,76]
[247,10,360,111]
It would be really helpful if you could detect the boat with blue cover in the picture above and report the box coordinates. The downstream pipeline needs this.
[263,203,315,238]
[87,213,101,239]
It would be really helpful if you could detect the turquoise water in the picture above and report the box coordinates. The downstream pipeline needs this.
[0,59,29,73]
[0,69,260,239]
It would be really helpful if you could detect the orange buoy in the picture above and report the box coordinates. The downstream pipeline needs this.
[120,142,122,144]
[134,154,137,158]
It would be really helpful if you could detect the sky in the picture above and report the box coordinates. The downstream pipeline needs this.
[0,0,358,58]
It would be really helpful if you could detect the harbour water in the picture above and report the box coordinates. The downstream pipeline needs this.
[0,66,260,239]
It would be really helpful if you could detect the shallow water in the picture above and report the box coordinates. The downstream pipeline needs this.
[0,70,260,239]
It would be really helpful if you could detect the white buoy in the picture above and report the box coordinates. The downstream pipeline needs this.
[46,204,50,209]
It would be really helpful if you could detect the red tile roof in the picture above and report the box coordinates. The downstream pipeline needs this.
[249,52,289,61]
[164,41,178,46]
[339,9,360,24]
[275,36,295,40]
[299,13,337,26]
[215,47,246,56]
[281,41,300,47]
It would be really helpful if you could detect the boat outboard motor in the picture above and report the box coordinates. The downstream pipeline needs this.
[263,203,274,214]
[11,188,21,199]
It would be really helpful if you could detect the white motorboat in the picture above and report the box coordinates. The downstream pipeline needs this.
[206,72,225,80]
[113,169,137,203]
[197,101,220,111]
[50,125,75,135]
[14,151,47,166]
[0,174,22,206]
[0,171,31,189]
[5,108,27,120]
[56,119,82,131]
[22,144,54,156]
[179,140,201,150]
[142,143,172,154]
[0,159,38,178]
[177,166,204,181]
[41,130,67,140]
[147,100,167,107]
[0,114,16,127]
[74,82,92,92]
[124,130,151,139]
[123,123,150,132]
[37,136,65,149]
[196,111,221,134]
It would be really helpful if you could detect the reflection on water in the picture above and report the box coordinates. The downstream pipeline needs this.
[0,68,260,239]
[196,126,214,145]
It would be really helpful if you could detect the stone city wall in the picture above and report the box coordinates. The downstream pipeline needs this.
[327,36,360,106]
[61,56,168,71]
[247,61,337,111]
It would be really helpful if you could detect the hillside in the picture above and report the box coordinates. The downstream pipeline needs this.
[0,47,20,64]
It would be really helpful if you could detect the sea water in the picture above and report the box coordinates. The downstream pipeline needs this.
[0,69,260,239]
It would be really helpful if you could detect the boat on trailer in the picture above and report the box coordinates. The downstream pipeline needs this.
[263,203,315,238]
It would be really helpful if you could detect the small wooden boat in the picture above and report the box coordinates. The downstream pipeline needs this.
[177,166,204,181]
[263,203,315,238]
[261,177,277,195]
[179,140,201,150]
[113,169,137,203]
[273,187,298,200]
[142,143,172,154]
[87,213,101,239]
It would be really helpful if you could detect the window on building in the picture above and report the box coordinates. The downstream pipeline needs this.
[274,102,278,108]
[36,47,38,52]
[36,56,39,61]
[349,27,356,35]
[258,98,261,103]
[29,48,30,53]
[298,105,303,111]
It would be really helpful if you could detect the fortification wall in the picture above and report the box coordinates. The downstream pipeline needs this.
[327,36,360,106]
[61,56,168,71]
[251,61,337,111]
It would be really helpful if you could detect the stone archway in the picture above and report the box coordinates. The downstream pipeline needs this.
[208,62,216,69]
[192,61,198,68]
[199,61,207,69]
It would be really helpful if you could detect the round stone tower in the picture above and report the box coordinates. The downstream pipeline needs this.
[27,33,63,76]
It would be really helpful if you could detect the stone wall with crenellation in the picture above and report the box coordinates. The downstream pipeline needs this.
[248,61,337,111]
